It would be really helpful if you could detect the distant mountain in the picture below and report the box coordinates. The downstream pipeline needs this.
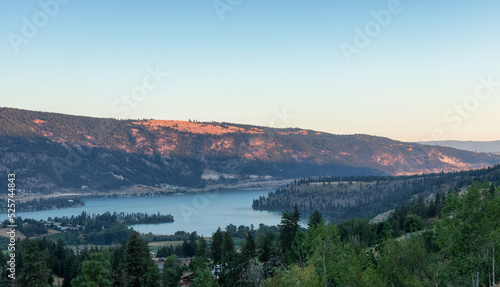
[417,140,500,153]
[1,107,499,193]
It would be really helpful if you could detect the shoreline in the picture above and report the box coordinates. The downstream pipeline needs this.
[0,180,291,214]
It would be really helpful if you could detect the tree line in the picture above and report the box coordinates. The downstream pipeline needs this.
[1,181,499,286]
[0,197,84,213]
[253,164,500,222]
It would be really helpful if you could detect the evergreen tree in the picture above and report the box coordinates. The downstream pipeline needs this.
[211,227,223,277]
[278,205,300,253]
[62,249,79,287]
[125,231,152,287]
[196,236,208,258]
[110,245,127,287]
[54,238,66,277]
[307,210,323,229]
[242,232,257,261]
[403,214,424,233]
[18,240,52,287]
[220,231,240,285]
[489,183,496,197]
[377,221,392,243]
[162,255,182,287]
[259,234,272,263]
[140,265,161,287]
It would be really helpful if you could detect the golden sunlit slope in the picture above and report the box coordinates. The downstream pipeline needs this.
[1,107,499,192]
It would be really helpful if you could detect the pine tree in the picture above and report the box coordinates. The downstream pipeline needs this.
[125,231,152,287]
[307,210,323,229]
[211,227,223,277]
[220,231,241,285]
[110,245,127,287]
[62,249,78,287]
[489,183,496,197]
[242,232,257,261]
[140,265,161,287]
[259,234,272,263]
[196,236,208,258]
[54,238,66,277]
[278,205,301,253]
[162,255,181,287]
[18,240,52,287]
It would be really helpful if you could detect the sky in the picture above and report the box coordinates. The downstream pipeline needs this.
[1,0,500,142]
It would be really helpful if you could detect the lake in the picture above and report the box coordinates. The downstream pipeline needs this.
[2,190,309,236]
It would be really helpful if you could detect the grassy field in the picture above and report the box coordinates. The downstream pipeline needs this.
[148,240,184,253]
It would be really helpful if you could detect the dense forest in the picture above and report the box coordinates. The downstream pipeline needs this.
[1,181,499,286]
[253,164,500,222]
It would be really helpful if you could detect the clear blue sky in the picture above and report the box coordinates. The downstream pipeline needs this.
[1,0,499,141]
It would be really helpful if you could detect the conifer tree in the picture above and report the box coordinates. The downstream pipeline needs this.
[18,241,52,287]
[242,232,257,261]
[307,210,323,229]
[125,231,152,287]
[278,205,300,253]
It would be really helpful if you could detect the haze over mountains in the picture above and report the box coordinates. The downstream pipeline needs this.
[418,140,500,154]
[1,107,499,193]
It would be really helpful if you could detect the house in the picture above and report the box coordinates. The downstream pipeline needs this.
[180,271,194,287]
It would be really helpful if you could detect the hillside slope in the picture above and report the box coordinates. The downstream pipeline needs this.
[253,165,500,222]
[1,107,499,192]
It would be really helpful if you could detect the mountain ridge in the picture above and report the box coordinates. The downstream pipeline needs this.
[1,107,499,193]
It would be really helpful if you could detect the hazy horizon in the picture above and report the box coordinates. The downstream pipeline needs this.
[2,1,500,142]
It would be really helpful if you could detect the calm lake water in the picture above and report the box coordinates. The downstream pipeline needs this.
[2,190,309,236]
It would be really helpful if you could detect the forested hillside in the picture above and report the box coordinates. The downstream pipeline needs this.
[1,107,500,193]
[253,164,500,222]
[1,182,499,286]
